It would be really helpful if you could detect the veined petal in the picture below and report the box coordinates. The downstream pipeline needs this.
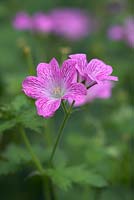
[37,58,61,85]
[68,96,86,106]
[63,83,87,102]
[49,58,61,82]
[37,62,50,78]
[69,54,87,75]
[105,75,118,81]
[35,98,61,118]
[86,59,116,83]
[86,81,113,102]
[22,76,45,99]
[87,59,113,75]
[61,59,76,86]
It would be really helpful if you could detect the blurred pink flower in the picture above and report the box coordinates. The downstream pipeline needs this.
[50,8,90,40]
[22,58,86,118]
[12,12,32,30]
[74,81,113,106]
[12,9,92,39]
[107,16,134,47]
[107,25,124,40]
[124,17,134,48]
[86,81,113,102]
[32,12,53,33]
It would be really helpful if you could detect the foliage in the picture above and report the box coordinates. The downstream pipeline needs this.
[0,0,133,199]
[0,95,45,134]
[47,165,107,191]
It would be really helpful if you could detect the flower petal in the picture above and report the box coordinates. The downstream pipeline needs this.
[37,62,50,78]
[69,54,87,76]
[61,59,76,86]
[63,83,87,102]
[87,59,113,75]
[86,81,113,102]
[35,98,61,118]
[49,58,61,82]
[22,76,45,99]
[86,59,117,83]
[104,75,118,81]
[37,58,61,82]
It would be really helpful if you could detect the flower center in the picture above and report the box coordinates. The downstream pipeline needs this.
[52,86,64,98]
[53,87,61,95]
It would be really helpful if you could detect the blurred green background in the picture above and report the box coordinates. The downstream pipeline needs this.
[0,0,133,199]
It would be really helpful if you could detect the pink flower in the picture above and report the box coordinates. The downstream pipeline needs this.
[69,54,118,85]
[74,81,113,106]
[107,25,124,41]
[85,81,113,103]
[124,17,134,48]
[50,8,90,40]
[107,17,134,48]
[12,12,32,30]
[22,58,87,118]
[32,12,53,33]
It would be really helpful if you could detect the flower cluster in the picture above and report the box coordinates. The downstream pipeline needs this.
[22,54,118,118]
[13,9,91,40]
[107,16,134,48]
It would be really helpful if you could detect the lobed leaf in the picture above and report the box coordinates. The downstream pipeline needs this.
[46,165,107,191]
[0,120,16,134]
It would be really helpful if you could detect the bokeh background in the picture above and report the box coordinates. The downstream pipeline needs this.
[0,0,133,199]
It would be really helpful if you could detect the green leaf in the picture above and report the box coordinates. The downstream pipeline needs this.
[2,144,31,164]
[0,161,19,175]
[10,94,29,113]
[112,106,133,135]
[11,95,45,133]
[0,94,45,134]
[0,120,16,134]
[46,165,107,191]
[0,144,31,175]
[0,144,49,175]
[18,107,45,133]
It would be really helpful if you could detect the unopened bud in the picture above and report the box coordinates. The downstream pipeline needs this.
[60,47,71,55]
[23,46,31,55]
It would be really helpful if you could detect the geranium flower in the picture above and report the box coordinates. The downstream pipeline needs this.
[32,12,53,33]
[22,58,87,118]
[74,81,113,106]
[107,25,124,41]
[124,17,134,48]
[50,8,90,40]
[69,54,118,85]
[12,12,32,30]
[107,17,134,48]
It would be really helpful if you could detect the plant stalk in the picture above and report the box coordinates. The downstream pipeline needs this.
[20,126,44,174]
[49,101,74,164]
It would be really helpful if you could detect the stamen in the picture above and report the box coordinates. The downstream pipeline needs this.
[53,87,61,95]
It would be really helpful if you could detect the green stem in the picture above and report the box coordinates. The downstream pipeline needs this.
[27,50,34,75]
[44,120,52,147]
[61,101,68,115]
[49,101,74,164]
[24,46,34,75]
[43,176,51,200]
[20,127,53,200]
[94,188,102,200]
[19,126,44,175]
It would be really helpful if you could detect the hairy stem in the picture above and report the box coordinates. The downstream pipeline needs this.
[20,127,52,200]
[61,101,68,114]
[24,46,35,75]
[49,101,74,164]
[20,126,44,174]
